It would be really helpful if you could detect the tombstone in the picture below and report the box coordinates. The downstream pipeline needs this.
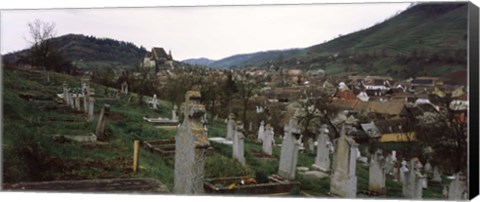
[448,173,468,200]
[257,120,265,142]
[432,167,442,182]
[330,124,358,198]
[399,160,408,184]
[95,104,110,140]
[121,81,128,94]
[278,118,301,180]
[369,149,386,195]
[75,94,81,111]
[172,105,178,121]
[63,82,68,103]
[69,93,75,109]
[83,83,90,113]
[423,160,432,174]
[402,158,425,199]
[307,138,315,153]
[152,94,158,109]
[226,113,236,140]
[232,121,246,166]
[391,150,397,162]
[174,91,209,194]
[313,124,330,172]
[262,124,274,156]
[88,97,95,122]
[249,122,253,132]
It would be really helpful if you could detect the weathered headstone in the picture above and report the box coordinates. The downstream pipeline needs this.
[448,173,468,200]
[63,82,68,103]
[423,160,432,173]
[278,118,301,180]
[262,124,274,156]
[172,105,178,121]
[312,124,330,172]
[369,149,386,195]
[432,166,442,182]
[95,104,110,140]
[232,121,246,166]
[69,93,75,109]
[174,91,209,194]
[307,138,315,153]
[402,158,425,199]
[330,124,358,198]
[83,83,90,113]
[152,94,158,109]
[226,113,236,140]
[88,97,95,122]
[121,81,128,94]
[257,120,265,142]
[399,160,408,184]
[75,94,81,111]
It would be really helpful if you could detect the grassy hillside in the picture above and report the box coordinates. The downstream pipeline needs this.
[2,68,447,198]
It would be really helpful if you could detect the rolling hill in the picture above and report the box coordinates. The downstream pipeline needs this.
[3,34,147,70]
[183,2,468,78]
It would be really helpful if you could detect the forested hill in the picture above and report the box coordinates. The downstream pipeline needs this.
[3,34,147,70]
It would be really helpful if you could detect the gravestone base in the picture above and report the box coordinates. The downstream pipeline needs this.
[204,176,299,195]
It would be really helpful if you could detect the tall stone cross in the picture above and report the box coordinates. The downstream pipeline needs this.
[278,117,301,180]
[174,91,209,194]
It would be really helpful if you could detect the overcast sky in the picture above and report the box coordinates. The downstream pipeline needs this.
[0,2,418,60]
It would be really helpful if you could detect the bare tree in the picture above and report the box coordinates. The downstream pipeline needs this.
[25,19,56,81]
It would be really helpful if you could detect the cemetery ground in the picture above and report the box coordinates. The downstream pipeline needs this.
[3,68,445,199]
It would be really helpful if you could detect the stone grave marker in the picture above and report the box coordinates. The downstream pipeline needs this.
[307,138,315,153]
[312,124,331,172]
[63,82,68,103]
[448,173,468,200]
[432,166,442,182]
[174,91,209,194]
[257,120,265,142]
[402,158,425,199]
[226,113,236,140]
[424,160,432,174]
[369,149,386,195]
[88,97,95,122]
[278,118,301,180]
[95,104,110,140]
[329,124,358,198]
[75,94,81,111]
[172,105,178,121]
[83,83,90,113]
[232,121,246,166]
[262,124,274,156]
[399,160,408,184]
[121,81,128,94]
[152,94,158,109]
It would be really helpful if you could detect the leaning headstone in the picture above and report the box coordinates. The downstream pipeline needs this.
[330,124,358,198]
[88,97,95,122]
[232,121,246,166]
[312,124,331,172]
[95,104,110,140]
[448,173,468,200]
[432,166,442,182]
[402,158,425,199]
[257,120,265,142]
[278,118,301,180]
[174,91,209,194]
[369,149,386,195]
[226,113,236,140]
[262,124,274,156]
